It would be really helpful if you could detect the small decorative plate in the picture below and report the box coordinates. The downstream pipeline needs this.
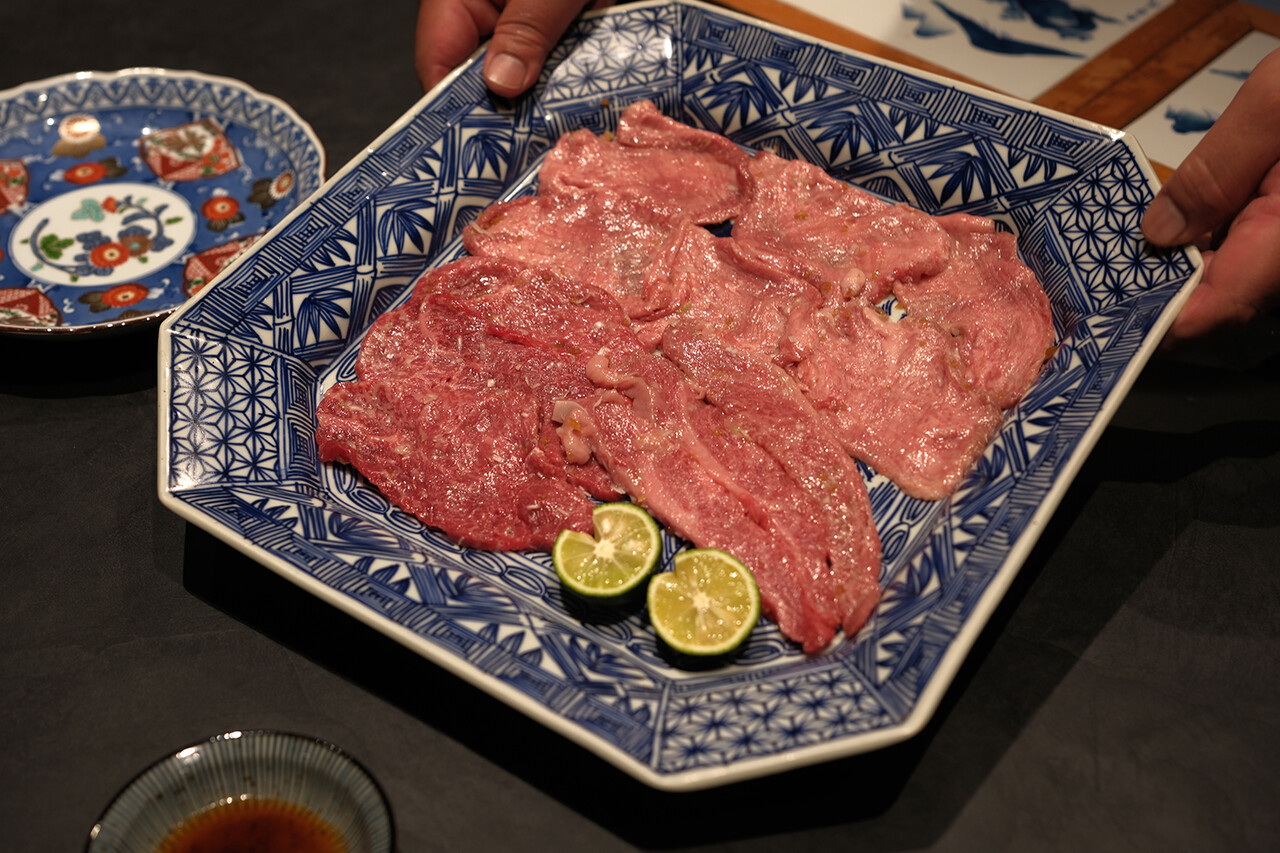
[158,1,1201,791]
[0,68,323,335]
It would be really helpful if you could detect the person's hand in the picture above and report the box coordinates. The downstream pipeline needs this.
[1142,48,1280,345]
[415,0,612,98]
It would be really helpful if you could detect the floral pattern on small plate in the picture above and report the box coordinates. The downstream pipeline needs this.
[0,69,323,335]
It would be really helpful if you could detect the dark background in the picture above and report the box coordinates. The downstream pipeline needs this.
[3,2,1278,851]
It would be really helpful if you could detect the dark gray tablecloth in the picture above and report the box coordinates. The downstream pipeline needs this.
[3,3,1278,851]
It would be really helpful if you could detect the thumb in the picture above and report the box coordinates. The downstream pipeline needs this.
[482,0,592,97]
[1143,48,1280,246]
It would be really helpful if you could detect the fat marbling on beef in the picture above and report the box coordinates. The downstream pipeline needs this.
[440,252,883,651]
[316,259,616,551]
[318,255,885,651]
[464,100,753,321]
[732,149,1054,416]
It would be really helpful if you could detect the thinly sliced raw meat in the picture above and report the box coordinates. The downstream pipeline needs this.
[539,103,751,226]
[635,219,815,354]
[733,151,952,300]
[894,225,1055,409]
[561,348,843,653]
[786,299,1003,501]
[662,324,883,637]
[463,192,677,320]
[615,99,750,165]
[465,100,753,321]
[319,104,1057,653]
[437,264,854,650]
[414,259,623,501]
[316,260,605,551]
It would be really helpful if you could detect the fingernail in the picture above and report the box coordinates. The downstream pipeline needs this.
[485,52,527,93]
[1142,193,1188,245]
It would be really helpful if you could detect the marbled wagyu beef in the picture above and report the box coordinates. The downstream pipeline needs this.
[317,100,1056,652]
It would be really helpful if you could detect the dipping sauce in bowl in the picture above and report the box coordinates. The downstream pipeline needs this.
[86,731,392,853]
[156,797,347,853]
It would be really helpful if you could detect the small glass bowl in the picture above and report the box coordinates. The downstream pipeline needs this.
[86,730,394,852]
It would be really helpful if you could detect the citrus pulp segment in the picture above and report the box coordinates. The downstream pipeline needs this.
[552,502,662,599]
[646,548,761,656]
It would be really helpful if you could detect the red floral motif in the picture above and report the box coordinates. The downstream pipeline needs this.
[89,242,130,268]
[201,196,240,220]
[78,282,150,314]
[65,161,107,185]
[103,197,118,213]
[101,283,148,307]
[201,195,245,232]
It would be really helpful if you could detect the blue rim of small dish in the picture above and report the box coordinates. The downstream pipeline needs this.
[0,68,324,337]
[85,730,395,852]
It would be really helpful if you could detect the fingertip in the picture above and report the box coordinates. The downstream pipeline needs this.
[1142,192,1189,246]
[482,0,592,97]
[483,52,531,97]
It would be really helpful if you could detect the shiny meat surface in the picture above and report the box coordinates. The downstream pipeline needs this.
[318,100,1056,649]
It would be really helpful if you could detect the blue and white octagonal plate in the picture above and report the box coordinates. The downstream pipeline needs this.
[0,68,323,335]
[158,0,1201,791]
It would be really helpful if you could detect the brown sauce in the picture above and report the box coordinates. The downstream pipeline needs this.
[155,797,347,853]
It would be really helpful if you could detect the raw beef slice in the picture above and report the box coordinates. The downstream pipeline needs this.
[316,259,602,551]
